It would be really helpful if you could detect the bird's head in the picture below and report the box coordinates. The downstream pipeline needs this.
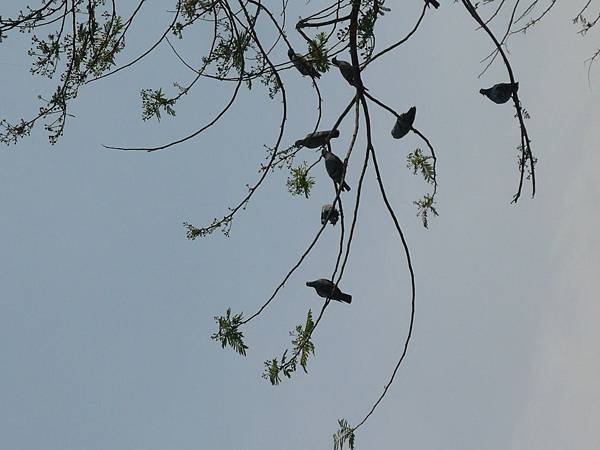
[479,88,487,96]
[294,139,303,147]
[306,280,317,287]
[321,147,328,157]
[331,57,339,67]
[287,48,295,58]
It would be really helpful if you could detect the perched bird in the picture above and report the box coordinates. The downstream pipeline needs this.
[306,279,352,304]
[322,148,351,191]
[391,106,417,139]
[295,129,340,149]
[479,82,519,104]
[425,0,440,9]
[288,48,320,79]
[321,204,340,226]
[331,57,361,88]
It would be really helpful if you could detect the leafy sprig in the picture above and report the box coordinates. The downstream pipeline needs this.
[211,308,248,356]
[262,309,316,384]
[333,418,355,450]
[287,162,316,198]
[414,193,438,229]
[407,148,435,184]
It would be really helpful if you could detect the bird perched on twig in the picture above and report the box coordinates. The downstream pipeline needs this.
[322,147,351,192]
[288,48,320,79]
[331,57,365,89]
[425,0,440,9]
[321,204,340,226]
[391,106,416,139]
[479,82,519,104]
[306,279,352,304]
[295,129,340,149]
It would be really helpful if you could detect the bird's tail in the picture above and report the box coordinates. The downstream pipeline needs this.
[429,0,440,9]
[339,293,352,304]
[342,182,351,192]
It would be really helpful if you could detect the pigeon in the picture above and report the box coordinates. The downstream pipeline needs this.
[288,48,321,79]
[391,106,416,139]
[331,57,361,88]
[295,129,340,149]
[479,82,519,104]
[306,279,352,304]
[321,204,340,226]
[425,0,440,9]
[322,148,351,191]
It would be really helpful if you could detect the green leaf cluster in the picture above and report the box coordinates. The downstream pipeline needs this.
[1,3,126,145]
[407,148,435,184]
[291,309,315,372]
[183,216,233,240]
[262,310,316,385]
[286,162,316,198]
[414,193,439,229]
[308,32,330,73]
[140,88,177,121]
[211,308,248,356]
[333,418,355,450]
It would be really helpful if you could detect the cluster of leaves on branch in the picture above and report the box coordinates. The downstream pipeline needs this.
[262,309,316,385]
[287,162,316,198]
[407,148,438,228]
[1,0,126,144]
[333,418,356,450]
[211,307,248,356]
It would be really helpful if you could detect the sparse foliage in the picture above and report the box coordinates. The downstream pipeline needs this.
[262,309,316,385]
[287,162,316,198]
[211,308,248,356]
[414,193,439,229]
[407,148,435,185]
[333,418,356,450]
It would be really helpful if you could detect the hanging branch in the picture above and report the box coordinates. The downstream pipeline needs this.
[461,0,536,203]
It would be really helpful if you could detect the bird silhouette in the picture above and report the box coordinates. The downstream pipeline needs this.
[306,279,352,304]
[295,129,340,149]
[391,106,416,139]
[322,148,351,191]
[288,49,320,78]
[480,82,519,104]
[331,57,365,89]
[321,204,340,226]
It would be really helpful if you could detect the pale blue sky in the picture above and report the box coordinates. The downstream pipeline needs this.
[1,1,599,449]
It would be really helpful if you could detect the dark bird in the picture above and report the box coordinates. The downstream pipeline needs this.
[391,106,416,139]
[321,204,340,226]
[295,129,340,149]
[322,148,351,191]
[306,279,352,304]
[288,48,320,78]
[480,82,519,104]
[331,57,361,88]
[425,0,440,9]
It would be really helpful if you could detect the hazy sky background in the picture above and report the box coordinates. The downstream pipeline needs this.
[1,1,599,449]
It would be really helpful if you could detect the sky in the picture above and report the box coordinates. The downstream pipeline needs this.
[1,1,599,449]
